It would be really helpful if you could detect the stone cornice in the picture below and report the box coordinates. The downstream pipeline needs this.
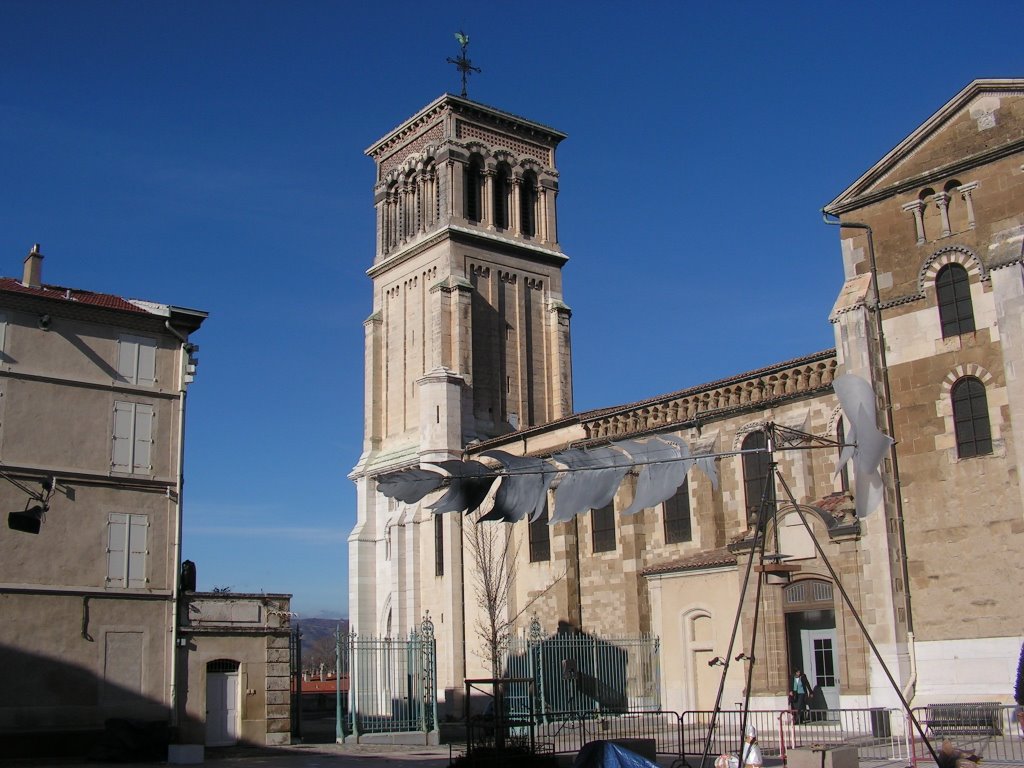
[367,225,567,280]
[365,93,566,162]
[824,78,1024,214]
[825,138,1024,215]
[582,354,837,442]
[467,350,838,454]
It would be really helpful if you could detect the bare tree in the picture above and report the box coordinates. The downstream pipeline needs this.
[465,514,563,677]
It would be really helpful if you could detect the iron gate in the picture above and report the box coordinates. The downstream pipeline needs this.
[503,617,661,720]
[338,613,438,737]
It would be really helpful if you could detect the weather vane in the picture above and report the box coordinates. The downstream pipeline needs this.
[447,31,481,98]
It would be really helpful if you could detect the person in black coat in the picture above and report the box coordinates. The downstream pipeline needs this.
[790,669,811,724]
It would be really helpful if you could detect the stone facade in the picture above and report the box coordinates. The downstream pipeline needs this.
[351,81,1024,720]
[349,94,573,715]
[178,592,293,749]
[824,79,1024,704]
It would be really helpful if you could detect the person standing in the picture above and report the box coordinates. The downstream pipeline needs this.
[791,669,811,723]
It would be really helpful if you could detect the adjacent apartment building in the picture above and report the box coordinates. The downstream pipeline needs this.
[0,247,208,756]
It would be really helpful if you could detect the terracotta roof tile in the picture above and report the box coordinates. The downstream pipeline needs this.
[0,277,150,314]
[815,491,854,514]
[642,547,738,576]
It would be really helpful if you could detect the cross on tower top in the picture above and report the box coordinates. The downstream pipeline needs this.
[446,31,481,98]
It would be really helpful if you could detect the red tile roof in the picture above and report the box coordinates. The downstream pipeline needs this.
[642,547,738,576]
[0,277,151,314]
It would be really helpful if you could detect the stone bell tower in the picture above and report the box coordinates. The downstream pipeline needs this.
[348,94,573,706]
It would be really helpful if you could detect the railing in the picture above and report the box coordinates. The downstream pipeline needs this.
[461,704,1023,763]
[340,615,438,738]
[503,621,661,718]
[467,707,904,760]
[682,708,908,763]
[910,704,1024,765]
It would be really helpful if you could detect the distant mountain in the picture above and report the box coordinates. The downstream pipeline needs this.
[298,617,348,645]
[296,618,349,671]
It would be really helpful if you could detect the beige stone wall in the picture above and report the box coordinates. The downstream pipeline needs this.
[180,594,292,747]
[0,288,199,745]
[831,94,1024,646]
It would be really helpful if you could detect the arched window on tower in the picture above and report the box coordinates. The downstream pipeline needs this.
[494,162,512,230]
[951,376,992,458]
[936,263,975,338]
[465,155,484,224]
[520,170,538,237]
[836,418,850,493]
[742,431,775,522]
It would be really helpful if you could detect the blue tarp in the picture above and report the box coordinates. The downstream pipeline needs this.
[573,740,659,768]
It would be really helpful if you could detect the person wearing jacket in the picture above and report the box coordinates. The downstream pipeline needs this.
[790,669,812,724]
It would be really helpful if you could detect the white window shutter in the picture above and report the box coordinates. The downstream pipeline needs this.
[0,312,7,355]
[127,516,148,588]
[107,513,128,586]
[137,338,156,387]
[112,402,134,472]
[133,404,153,473]
[117,337,138,383]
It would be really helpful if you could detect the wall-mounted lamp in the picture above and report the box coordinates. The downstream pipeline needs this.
[735,653,754,663]
[707,656,726,667]
[4,473,53,534]
[8,503,46,534]
[38,314,51,331]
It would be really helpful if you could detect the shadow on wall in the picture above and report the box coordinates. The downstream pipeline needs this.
[504,620,629,715]
[0,642,219,760]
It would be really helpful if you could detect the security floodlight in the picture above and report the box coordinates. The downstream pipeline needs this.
[8,503,46,534]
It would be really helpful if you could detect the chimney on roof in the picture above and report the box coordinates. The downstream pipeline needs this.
[22,244,43,289]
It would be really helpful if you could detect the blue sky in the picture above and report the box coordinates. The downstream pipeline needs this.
[1,1,1020,618]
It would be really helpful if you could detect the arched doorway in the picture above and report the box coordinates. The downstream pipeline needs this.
[784,579,839,714]
[206,659,241,746]
[684,611,717,710]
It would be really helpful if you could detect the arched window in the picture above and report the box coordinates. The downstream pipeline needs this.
[936,263,975,338]
[464,155,484,224]
[663,479,692,544]
[742,431,775,521]
[529,503,550,562]
[434,514,444,577]
[494,163,512,230]
[591,502,615,552]
[951,376,992,458]
[836,418,850,493]
[520,170,537,237]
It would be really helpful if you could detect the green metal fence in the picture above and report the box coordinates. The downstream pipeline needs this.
[338,614,438,738]
[503,618,661,720]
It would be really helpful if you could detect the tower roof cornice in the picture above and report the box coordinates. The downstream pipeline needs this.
[364,93,567,160]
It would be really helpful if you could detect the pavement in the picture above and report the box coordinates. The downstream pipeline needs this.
[4,742,458,768]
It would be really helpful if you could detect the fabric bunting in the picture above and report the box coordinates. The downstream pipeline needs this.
[374,373,887,522]
[832,374,893,518]
[477,450,557,522]
[549,446,632,523]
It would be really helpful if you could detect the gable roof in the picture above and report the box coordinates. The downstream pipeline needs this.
[824,78,1024,215]
[0,277,150,314]
[0,277,208,331]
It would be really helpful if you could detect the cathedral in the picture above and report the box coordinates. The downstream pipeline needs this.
[348,80,1024,720]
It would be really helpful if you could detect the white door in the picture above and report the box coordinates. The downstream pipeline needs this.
[206,671,240,746]
[801,629,840,712]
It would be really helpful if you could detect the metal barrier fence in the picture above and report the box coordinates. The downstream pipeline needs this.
[910,704,1024,765]
[503,618,661,717]
[463,703,1024,763]
[467,707,906,760]
[339,615,438,737]
[537,710,683,756]
[682,708,908,763]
